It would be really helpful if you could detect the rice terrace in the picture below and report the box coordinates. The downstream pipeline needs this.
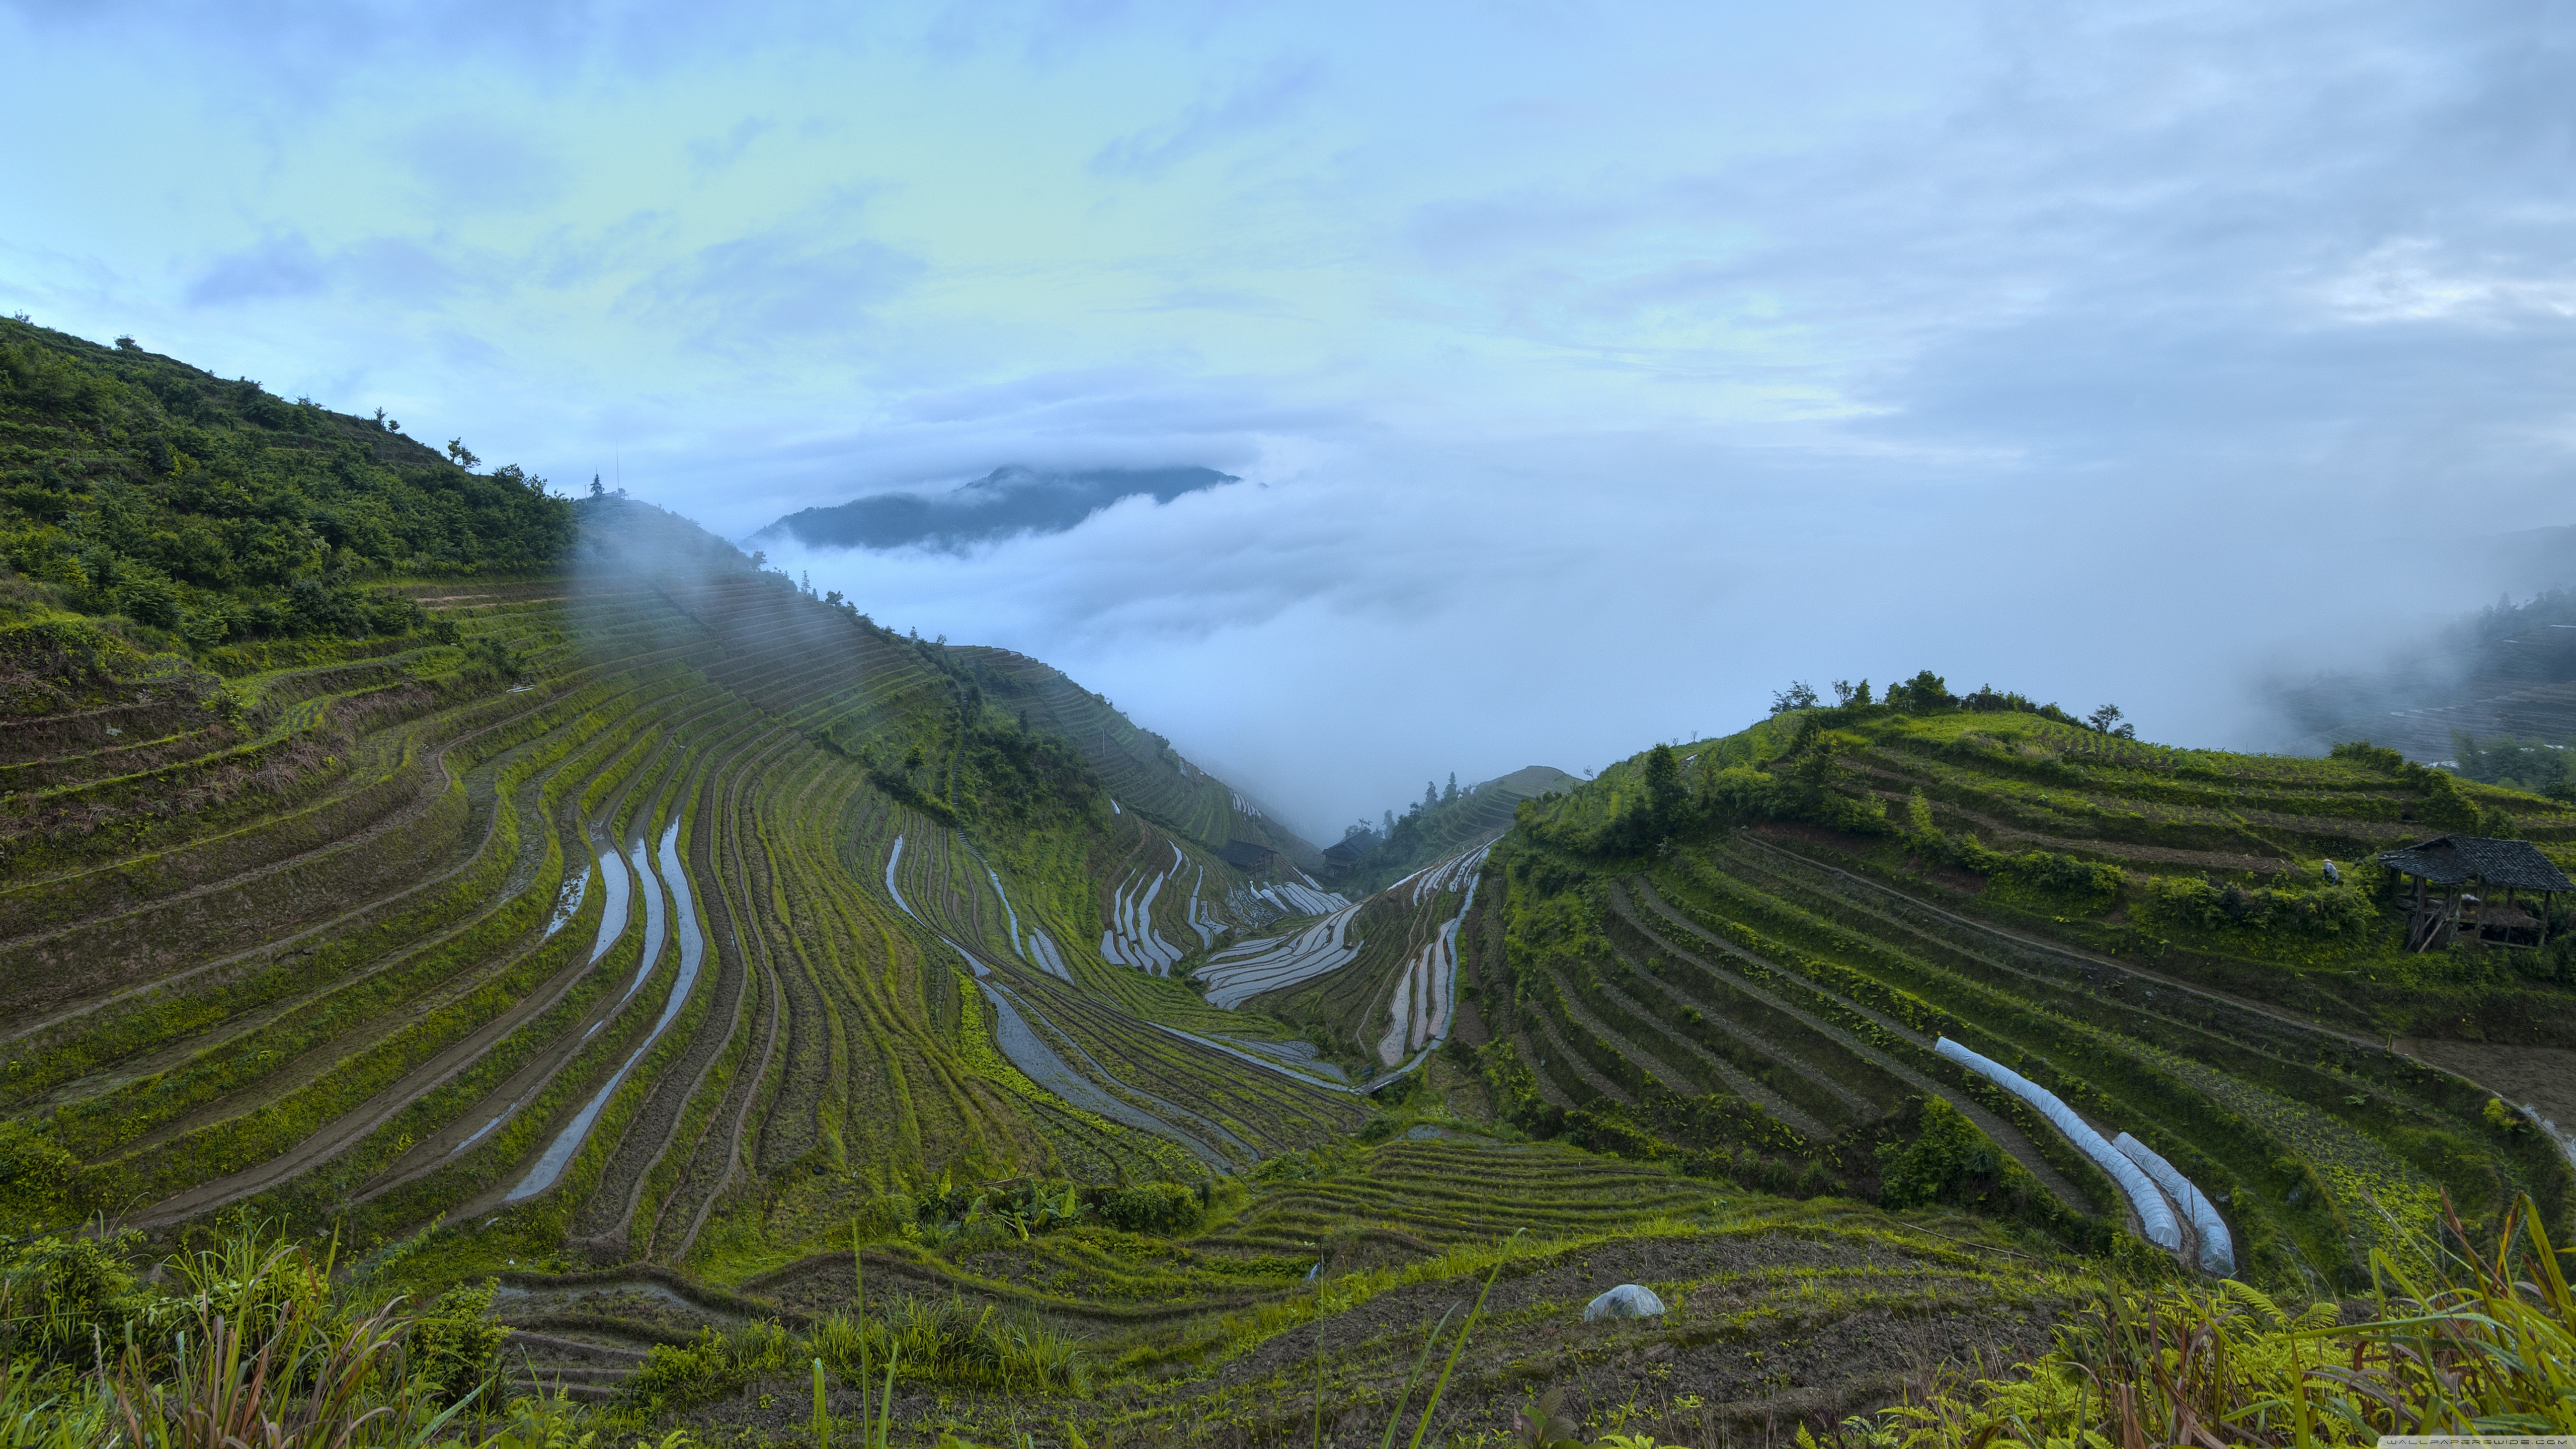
[2,324,2574,1449]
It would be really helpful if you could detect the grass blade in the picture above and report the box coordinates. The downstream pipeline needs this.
[1377,1304,1457,1449]
[1407,1245,1514,1449]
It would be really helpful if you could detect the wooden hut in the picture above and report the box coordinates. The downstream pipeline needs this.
[1317,829,1379,879]
[1217,839,1279,872]
[2377,834,2570,953]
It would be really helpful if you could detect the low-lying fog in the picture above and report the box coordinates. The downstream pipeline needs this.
[757,437,2565,844]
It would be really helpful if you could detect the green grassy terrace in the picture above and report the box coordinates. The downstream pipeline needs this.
[1457,680,2576,1297]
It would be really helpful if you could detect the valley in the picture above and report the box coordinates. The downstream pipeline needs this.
[1,318,2570,1447]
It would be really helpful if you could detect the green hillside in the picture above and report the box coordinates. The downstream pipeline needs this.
[0,317,570,653]
[3,332,2568,1447]
[1331,764,1579,895]
[1458,676,2576,1296]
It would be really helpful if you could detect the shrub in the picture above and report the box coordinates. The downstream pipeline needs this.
[1909,829,2121,899]
[0,1231,150,1367]
[2330,739,2406,771]
[1875,1098,2016,1211]
[404,1280,509,1405]
[2136,874,2378,941]
[0,1122,85,1233]
[796,1299,1086,1400]
[626,1321,799,1416]
[1092,1182,1203,1235]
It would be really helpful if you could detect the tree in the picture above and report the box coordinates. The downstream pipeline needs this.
[1770,681,1820,714]
[1422,780,1439,812]
[1382,809,1396,836]
[1832,678,1872,706]
[2087,703,2136,739]
[1886,670,1954,712]
[445,438,479,469]
[1443,771,1459,803]
[590,473,605,498]
[1642,743,1684,832]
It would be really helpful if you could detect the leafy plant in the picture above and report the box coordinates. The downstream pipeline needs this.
[1864,1192,2575,1447]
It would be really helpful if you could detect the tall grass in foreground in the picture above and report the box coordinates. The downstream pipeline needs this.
[1868,1193,2574,1448]
[0,1221,546,1448]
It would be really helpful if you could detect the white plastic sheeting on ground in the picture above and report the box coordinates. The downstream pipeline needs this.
[1584,1285,1665,1321]
[1100,853,1187,976]
[543,863,588,940]
[1406,841,1495,905]
[987,866,1025,954]
[883,835,912,918]
[1375,966,1415,1066]
[1024,929,1072,981]
[2115,1133,2234,1275]
[1932,1037,2180,1253]
[506,822,705,1203]
[586,839,631,964]
[1261,877,1349,916]
[1186,865,1223,947]
[1194,903,1364,1008]
[1374,844,1492,1066]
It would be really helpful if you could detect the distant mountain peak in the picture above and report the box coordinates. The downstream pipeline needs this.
[750,464,1240,553]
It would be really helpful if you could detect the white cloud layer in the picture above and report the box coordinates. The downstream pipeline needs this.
[4,0,2572,836]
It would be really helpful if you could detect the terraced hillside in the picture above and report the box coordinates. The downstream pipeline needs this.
[1455,687,2576,1294]
[1210,842,1498,1083]
[1330,764,1577,895]
[954,646,1319,870]
[17,321,2574,1448]
[458,1131,2099,1447]
[0,495,1407,1272]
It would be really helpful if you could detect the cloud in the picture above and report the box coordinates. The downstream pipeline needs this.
[626,227,922,351]
[185,233,461,310]
[687,116,777,172]
[185,235,331,305]
[1089,57,1323,178]
[398,117,570,213]
[2320,239,2576,326]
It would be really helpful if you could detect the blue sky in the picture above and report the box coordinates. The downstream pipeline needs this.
[6,1,2573,836]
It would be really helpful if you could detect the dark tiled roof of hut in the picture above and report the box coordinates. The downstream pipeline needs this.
[2376,835,2573,893]
[1218,839,1278,870]
[1320,833,1378,865]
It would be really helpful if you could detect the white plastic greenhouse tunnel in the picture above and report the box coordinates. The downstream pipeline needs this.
[1931,1037,2181,1255]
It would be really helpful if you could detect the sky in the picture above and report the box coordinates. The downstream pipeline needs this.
[6,0,2574,840]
